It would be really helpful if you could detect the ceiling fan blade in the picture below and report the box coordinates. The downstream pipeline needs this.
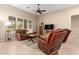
[39,11,42,14]
[40,10,46,12]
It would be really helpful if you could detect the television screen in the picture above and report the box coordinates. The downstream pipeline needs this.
[45,25,48,29]
[45,24,54,30]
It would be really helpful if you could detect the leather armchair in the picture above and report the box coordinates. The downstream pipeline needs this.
[38,29,69,55]
[63,29,71,43]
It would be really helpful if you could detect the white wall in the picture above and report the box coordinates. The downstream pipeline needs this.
[0,4,37,41]
[37,9,71,30]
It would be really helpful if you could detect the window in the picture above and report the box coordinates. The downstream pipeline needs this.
[8,16,16,30]
[17,18,24,29]
[29,20,32,29]
[24,19,28,29]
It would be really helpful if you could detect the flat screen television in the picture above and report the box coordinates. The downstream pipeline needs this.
[45,24,54,30]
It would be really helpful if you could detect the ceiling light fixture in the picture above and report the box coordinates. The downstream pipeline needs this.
[33,4,46,14]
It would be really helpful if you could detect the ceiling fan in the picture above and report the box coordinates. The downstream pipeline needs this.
[34,4,46,14]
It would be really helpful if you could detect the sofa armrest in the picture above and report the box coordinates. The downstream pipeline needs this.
[16,33,21,40]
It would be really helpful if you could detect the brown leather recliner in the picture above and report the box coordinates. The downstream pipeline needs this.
[38,29,69,55]
[16,30,31,41]
[63,29,71,43]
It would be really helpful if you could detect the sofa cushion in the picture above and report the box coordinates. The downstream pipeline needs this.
[16,30,28,34]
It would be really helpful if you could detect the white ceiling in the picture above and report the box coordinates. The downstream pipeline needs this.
[10,4,78,15]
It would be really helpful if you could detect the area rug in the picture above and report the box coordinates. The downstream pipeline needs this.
[21,38,39,49]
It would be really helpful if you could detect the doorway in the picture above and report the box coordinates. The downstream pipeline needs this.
[71,15,79,54]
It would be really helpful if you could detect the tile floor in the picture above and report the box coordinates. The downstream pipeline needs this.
[0,31,79,55]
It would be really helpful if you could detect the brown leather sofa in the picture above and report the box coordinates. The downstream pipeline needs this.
[16,30,31,41]
[38,29,71,55]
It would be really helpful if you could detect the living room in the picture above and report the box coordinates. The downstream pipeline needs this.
[0,4,79,55]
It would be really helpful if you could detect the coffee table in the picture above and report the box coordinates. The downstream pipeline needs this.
[29,34,37,42]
